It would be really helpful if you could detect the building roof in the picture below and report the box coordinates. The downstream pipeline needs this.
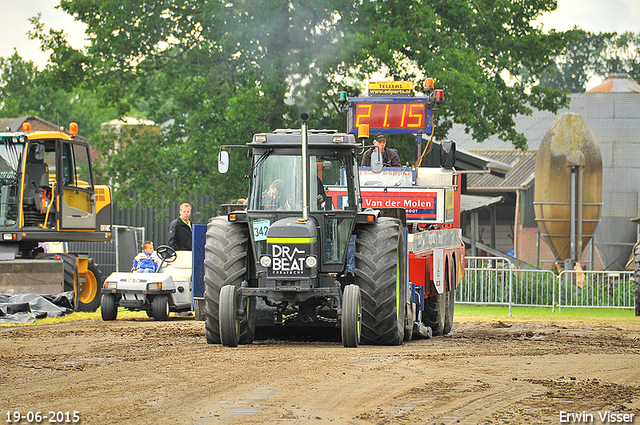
[460,194,504,213]
[587,74,640,94]
[0,115,88,143]
[447,93,585,151]
[465,149,537,192]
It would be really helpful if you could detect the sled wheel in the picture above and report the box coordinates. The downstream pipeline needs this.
[424,292,446,336]
[342,284,362,347]
[100,294,117,321]
[219,285,239,347]
[443,262,456,335]
[152,295,170,321]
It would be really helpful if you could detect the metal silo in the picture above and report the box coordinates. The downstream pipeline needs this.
[586,74,640,270]
[534,113,603,267]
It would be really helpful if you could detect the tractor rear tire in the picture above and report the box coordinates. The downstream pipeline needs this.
[219,285,240,347]
[100,294,117,321]
[354,218,406,346]
[204,216,254,345]
[152,295,170,321]
[341,284,362,347]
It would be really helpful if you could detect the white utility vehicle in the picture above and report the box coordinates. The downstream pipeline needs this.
[100,245,192,321]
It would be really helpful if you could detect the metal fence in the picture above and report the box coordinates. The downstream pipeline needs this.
[67,225,145,276]
[458,256,634,314]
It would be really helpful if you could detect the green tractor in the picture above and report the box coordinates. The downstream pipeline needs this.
[205,118,410,347]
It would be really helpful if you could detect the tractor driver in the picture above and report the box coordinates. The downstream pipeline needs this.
[262,179,286,210]
[361,134,402,167]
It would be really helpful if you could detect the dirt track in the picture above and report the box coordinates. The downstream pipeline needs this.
[2,316,640,425]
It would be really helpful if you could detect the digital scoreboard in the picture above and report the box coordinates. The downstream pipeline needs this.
[347,97,433,135]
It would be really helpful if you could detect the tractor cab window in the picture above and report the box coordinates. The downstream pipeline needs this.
[0,136,24,227]
[248,152,357,212]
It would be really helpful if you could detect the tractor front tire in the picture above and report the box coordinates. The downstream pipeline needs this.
[204,216,254,344]
[341,284,362,347]
[219,285,240,347]
[354,218,406,346]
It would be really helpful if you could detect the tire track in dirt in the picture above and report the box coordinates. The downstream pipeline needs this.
[431,380,541,424]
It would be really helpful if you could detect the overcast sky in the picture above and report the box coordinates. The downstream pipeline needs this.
[2,0,640,70]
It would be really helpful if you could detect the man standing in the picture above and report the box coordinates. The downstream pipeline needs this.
[168,203,192,250]
[361,134,402,167]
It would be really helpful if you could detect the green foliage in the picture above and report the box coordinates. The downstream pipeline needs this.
[6,1,638,209]
[540,31,640,92]
[459,268,634,308]
[455,304,640,323]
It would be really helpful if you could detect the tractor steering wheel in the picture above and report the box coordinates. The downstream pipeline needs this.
[156,245,177,263]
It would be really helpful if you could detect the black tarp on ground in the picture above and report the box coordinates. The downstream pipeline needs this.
[0,292,74,324]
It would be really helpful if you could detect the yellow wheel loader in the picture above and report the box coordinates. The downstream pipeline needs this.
[0,122,111,311]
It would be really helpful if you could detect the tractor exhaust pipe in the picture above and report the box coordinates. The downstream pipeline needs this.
[301,113,310,221]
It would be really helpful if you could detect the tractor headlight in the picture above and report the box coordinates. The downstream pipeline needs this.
[260,255,272,268]
[147,282,162,291]
[305,255,318,269]
[105,281,117,289]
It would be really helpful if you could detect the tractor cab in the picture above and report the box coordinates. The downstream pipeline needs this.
[236,129,364,276]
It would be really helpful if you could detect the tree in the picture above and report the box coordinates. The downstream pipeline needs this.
[29,0,576,209]
[540,31,640,92]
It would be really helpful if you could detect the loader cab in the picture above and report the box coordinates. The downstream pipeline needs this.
[0,128,98,232]
[22,135,97,230]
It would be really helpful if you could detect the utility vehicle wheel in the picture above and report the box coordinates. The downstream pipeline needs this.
[443,263,456,335]
[100,294,117,321]
[204,217,254,344]
[152,295,170,321]
[341,284,362,347]
[219,285,239,347]
[354,218,406,346]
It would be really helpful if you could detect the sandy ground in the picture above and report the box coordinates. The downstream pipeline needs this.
[1,315,640,425]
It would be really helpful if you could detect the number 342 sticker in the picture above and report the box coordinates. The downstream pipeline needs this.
[252,219,270,241]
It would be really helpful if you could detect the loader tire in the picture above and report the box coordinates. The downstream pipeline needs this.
[76,259,102,312]
[204,216,255,345]
[38,253,101,312]
[354,218,406,346]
